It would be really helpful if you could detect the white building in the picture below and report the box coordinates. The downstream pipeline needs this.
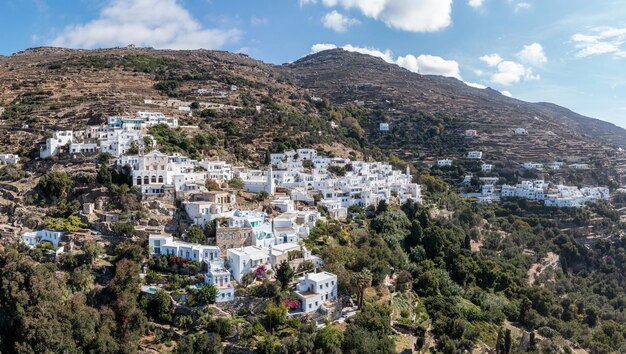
[465,129,478,137]
[239,166,275,196]
[523,162,544,170]
[570,163,589,170]
[500,180,608,208]
[40,131,74,158]
[124,151,205,195]
[99,129,155,157]
[21,229,64,249]
[227,246,272,283]
[515,128,528,135]
[501,180,547,200]
[481,163,493,172]
[467,151,483,159]
[148,234,220,263]
[437,159,453,167]
[295,272,338,314]
[198,160,233,182]
[69,142,99,155]
[205,260,235,302]
[379,123,390,132]
[134,111,178,128]
[0,154,19,164]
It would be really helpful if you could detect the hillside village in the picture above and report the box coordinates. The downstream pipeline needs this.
[1,48,626,354]
[5,110,424,322]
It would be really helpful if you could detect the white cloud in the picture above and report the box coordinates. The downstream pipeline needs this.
[302,0,452,32]
[517,42,547,66]
[397,54,461,79]
[480,43,544,86]
[337,44,395,63]
[468,0,485,9]
[480,54,503,67]
[501,90,513,97]
[514,2,531,12]
[322,10,360,32]
[465,82,487,89]
[251,16,269,26]
[310,43,461,79]
[311,43,339,53]
[50,0,241,50]
[490,60,526,85]
[571,27,626,58]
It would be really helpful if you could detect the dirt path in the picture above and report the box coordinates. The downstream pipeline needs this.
[527,252,559,285]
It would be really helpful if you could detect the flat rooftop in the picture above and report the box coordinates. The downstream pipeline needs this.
[305,271,336,283]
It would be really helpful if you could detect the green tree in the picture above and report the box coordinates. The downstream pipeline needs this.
[186,225,205,244]
[97,164,112,185]
[147,290,172,322]
[228,176,244,190]
[352,269,373,310]
[37,171,73,200]
[207,317,232,337]
[256,334,281,354]
[175,333,222,354]
[69,265,95,293]
[264,302,287,331]
[45,215,87,232]
[111,222,135,237]
[315,325,344,353]
[188,284,217,306]
[83,240,104,266]
[275,260,294,290]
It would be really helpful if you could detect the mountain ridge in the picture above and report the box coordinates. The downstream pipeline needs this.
[284,48,626,153]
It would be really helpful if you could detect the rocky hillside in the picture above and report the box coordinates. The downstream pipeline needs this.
[284,49,626,162]
[1,46,625,167]
[0,47,363,164]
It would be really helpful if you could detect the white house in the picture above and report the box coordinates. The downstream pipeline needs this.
[148,234,220,263]
[227,246,272,283]
[296,149,318,160]
[523,162,544,170]
[239,166,275,196]
[465,130,478,137]
[515,128,528,136]
[135,111,179,128]
[467,151,483,159]
[437,159,453,167]
[481,163,493,172]
[21,229,64,249]
[205,260,235,302]
[379,123,390,132]
[271,196,295,213]
[70,142,99,155]
[126,151,205,195]
[294,272,338,314]
[570,163,589,170]
[40,131,74,158]
[0,154,19,164]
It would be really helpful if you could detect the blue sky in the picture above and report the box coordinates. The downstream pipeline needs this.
[2,0,626,129]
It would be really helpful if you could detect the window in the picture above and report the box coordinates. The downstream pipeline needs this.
[158,176,164,183]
